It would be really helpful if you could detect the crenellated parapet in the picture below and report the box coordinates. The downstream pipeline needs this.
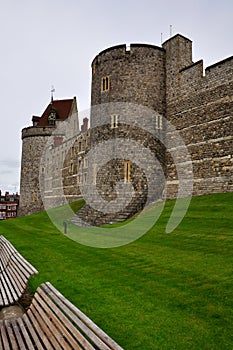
[91,43,166,115]
[19,34,233,221]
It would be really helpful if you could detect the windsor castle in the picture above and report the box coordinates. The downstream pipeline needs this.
[18,34,233,225]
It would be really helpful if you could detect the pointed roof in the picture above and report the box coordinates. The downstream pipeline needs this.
[32,98,75,126]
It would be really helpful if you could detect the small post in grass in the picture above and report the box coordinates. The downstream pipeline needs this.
[63,221,67,234]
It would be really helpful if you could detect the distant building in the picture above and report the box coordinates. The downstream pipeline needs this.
[0,191,20,220]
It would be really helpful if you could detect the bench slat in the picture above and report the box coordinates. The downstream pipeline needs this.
[9,253,37,282]
[35,288,91,350]
[33,293,82,350]
[16,317,35,350]
[11,320,25,349]
[0,236,17,257]
[26,309,55,350]
[33,297,76,350]
[0,265,25,305]
[0,322,11,350]
[0,236,38,307]
[1,270,20,303]
[4,261,28,294]
[0,249,11,273]
[4,320,19,350]
[0,274,14,305]
[22,313,45,350]
[30,301,66,350]
[44,282,124,350]
[39,285,110,350]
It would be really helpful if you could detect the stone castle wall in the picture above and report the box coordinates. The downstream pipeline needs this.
[163,35,233,198]
[19,34,232,222]
[36,128,90,211]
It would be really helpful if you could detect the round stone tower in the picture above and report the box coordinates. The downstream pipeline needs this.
[76,44,167,226]
[19,97,78,216]
[91,43,166,115]
[18,126,53,216]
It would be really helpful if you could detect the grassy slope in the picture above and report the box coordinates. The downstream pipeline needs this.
[0,193,232,349]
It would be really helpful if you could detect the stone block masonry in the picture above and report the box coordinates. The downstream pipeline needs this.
[163,35,233,197]
[18,127,53,216]
[19,33,232,225]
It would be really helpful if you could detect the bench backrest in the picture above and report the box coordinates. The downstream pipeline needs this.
[0,236,38,307]
[0,282,124,350]
[0,236,17,272]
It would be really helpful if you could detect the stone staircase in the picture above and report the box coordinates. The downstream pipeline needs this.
[70,192,147,227]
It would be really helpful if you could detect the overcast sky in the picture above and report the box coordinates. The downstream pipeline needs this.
[0,0,232,193]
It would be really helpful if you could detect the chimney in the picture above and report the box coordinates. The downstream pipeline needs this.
[81,118,89,133]
[54,135,63,147]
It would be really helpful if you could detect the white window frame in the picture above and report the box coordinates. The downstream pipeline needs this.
[155,115,163,130]
[111,115,119,129]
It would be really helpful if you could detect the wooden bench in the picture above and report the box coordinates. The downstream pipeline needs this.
[0,236,38,307]
[0,281,124,349]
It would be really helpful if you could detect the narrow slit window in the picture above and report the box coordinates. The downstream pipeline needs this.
[105,76,109,90]
[111,115,118,129]
[84,173,87,184]
[83,158,88,169]
[101,76,110,92]
[124,161,131,184]
[155,115,163,130]
[93,164,97,185]
[70,162,74,173]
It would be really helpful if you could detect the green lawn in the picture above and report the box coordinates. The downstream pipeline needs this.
[0,193,232,349]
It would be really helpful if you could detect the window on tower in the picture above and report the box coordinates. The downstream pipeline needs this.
[101,76,110,92]
[155,115,163,130]
[111,115,118,129]
[70,162,74,173]
[93,164,97,185]
[83,173,87,184]
[124,161,131,184]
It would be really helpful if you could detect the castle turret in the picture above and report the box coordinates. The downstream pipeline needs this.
[74,44,167,226]
[18,97,79,216]
[91,43,166,117]
[162,34,193,106]
[18,126,53,216]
